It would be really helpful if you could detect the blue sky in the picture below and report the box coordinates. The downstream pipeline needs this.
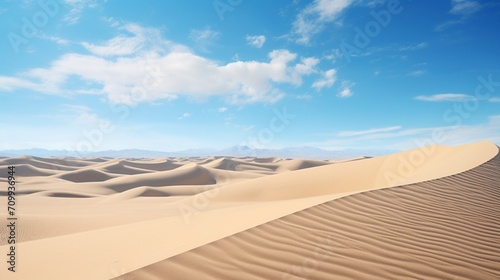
[1,0,499,154]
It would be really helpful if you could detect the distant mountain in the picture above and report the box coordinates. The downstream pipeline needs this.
[0,146,398,160]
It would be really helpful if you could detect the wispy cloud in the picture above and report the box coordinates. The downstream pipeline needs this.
[189,27,220,52]
[0,76,40,92]
[296,94,313,100]
[366,0,386,8]
[81,23,166,56]
[338,126,402,137]
[399,42,428,51]
[217,107,228,113]
[435,20,462,32]
[189,27,220,44]
[39,34,70,45]
[417,94,500,103]
[352,42,428,57]
[246,35,266,48]
[415,93,473,102]
[337,80,354,98]
[312,69,337,91]
[59,104,112,128]
[310,115,500,150]
[450,0,481,16]
[436,0,481,31]
[323,48,343,63]
[291,0,353,44]
[177,112,191,120]
[407,70,426,77]
[63,0,108,24]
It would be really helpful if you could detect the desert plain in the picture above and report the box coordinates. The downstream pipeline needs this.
[0,140,499,279]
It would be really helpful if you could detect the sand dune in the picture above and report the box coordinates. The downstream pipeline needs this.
[122,152,500,280]
[100,161,154,175]
[100,163,216,192]
[83,157,111,162]
[202,157,330,174]
[0,156,77,171]
[120,159,183,171]
[0,163,57,177]
[0,141,498,280]
[203,157,279,173]
[252,157,281,163]
[36,191,97,198]
[103,185,221,201]
[31,156,99,167]
[58,169,116,182]
[276,158,330,171]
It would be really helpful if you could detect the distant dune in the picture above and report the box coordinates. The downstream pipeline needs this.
[0,141,498,280]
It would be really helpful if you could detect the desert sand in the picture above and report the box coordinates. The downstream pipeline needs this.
[0,141,499,279]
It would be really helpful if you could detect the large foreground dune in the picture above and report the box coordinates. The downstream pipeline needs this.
[0,141,499,279]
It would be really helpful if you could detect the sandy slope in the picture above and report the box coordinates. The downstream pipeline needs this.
[0,141,498,280]
[121,150,500,279]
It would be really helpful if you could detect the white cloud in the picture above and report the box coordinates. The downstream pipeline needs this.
[292,0,353,44]
[489,97,500,102]
[292,57,321,84]
[0,24,319,105]
[415,93,473,102]
[312,69,337,91]
[177,113,191,120]
[217,107,228,113]
[246,35,266,48]
[337,80,354,98]
[338,126,402,137]
[294,57,320,75]
[450,0,481,16]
